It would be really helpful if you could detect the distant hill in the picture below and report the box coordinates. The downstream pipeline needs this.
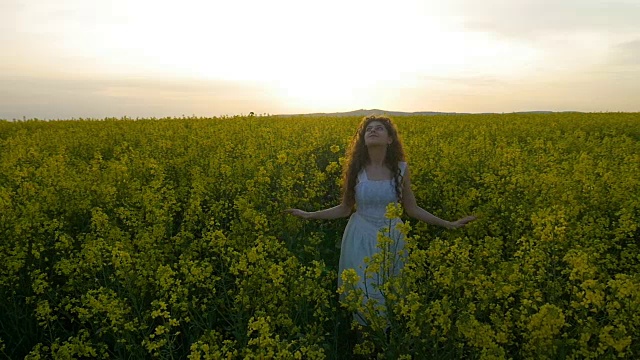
[275,109,576,117]
[276,109,461,117]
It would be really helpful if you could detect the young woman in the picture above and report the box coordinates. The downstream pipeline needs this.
[285,115,476,323]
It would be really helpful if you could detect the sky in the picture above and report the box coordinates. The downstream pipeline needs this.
[1,0,639,119]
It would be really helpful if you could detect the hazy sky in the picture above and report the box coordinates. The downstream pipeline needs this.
[1,0,639,119]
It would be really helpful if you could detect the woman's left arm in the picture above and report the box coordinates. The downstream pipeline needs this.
[401,164,477,229]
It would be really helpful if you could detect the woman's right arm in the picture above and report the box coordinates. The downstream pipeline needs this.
[285,192,353,220]
[285,202,352,220]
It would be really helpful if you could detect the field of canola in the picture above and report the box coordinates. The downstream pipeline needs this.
[0,113,639,359]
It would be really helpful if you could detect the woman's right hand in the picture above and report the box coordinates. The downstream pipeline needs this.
[284,209,312,219]
[449,215,478,229]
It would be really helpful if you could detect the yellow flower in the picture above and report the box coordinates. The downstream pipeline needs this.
[385,202,403,219]
[325,161,339,173]
[276,152,287,164]
[396,221,412,236]
[340,268,360,286]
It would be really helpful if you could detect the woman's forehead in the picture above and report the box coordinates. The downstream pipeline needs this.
[366,120,386,128]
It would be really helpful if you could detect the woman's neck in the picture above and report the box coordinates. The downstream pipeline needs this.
[367,146,387,167]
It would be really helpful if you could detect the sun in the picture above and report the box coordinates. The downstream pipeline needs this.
[262,66,386,112]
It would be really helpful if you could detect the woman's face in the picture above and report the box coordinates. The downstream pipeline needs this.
[363,120,393,147]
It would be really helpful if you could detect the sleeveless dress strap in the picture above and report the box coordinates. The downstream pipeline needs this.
[399,162,407,177]
[357,168,367,182]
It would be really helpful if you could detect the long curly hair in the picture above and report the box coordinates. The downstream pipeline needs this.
[342,115,406,208]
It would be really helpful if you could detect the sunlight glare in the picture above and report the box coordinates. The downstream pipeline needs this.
[43,0,541,111]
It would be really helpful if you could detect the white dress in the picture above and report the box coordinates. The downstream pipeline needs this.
[338,162,407,325]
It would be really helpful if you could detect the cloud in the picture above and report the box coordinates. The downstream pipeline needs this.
[445,0,640,41]
[0,76,280,120]
[606,38,640,66]
[389,66,640,113]
[418,75,507,88]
